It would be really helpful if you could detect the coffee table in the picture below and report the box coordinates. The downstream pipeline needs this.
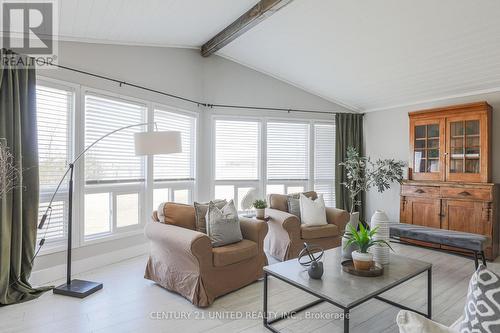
[263,247,432,333]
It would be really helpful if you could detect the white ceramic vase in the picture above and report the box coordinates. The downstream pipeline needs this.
[341,212,360,259]
[370,210,391,265]
[256,208,265,219]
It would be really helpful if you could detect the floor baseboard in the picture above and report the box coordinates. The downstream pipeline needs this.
[30,243,149,286]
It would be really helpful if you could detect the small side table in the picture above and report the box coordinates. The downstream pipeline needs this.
[240,215,271,222]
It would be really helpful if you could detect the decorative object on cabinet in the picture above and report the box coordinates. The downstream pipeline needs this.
[402,102,498,260]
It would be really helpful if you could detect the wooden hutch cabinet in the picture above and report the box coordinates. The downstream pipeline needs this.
[400,102,499,260]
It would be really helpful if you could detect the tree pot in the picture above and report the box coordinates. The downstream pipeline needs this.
[352,251,373,271]
[256,208,265,219]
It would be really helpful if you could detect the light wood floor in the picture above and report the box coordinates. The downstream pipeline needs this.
[2,243,499,333]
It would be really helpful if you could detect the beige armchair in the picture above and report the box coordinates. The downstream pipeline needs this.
[265,192,350,261]
[144,203,268,307]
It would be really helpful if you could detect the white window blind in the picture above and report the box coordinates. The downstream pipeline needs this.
[154,109,196,181]
[267,122,309,180]
[215,120,259,180]
[84,94,146,184]
[314,123,336,206]
[36,85,73,243]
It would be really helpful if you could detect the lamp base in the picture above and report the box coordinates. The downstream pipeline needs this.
[53,279,103,298]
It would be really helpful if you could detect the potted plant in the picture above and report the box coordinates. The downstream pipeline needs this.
[253,199,267,219]
[339,147,405,258]
[343,223,393,271]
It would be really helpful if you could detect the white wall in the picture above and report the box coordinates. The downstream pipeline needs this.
[33,41,348,279]
[364,92,500,222]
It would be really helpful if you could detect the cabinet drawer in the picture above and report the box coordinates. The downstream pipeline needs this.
[401,185,440,197]
[440,187,492,201]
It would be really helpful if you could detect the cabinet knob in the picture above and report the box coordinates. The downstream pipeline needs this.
[415,189,425,193]
[458,191,471,196]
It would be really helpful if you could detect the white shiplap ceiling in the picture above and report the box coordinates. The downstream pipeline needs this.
[58,0,256,48]
[57,0,500,112]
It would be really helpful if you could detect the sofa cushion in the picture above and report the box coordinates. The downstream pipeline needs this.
[287,197,301,220]
[212,239,258,267]
[194,199,227,233]
[301,224,339,240]
[269,191,317,212]
[299,194,327,226]
[157,202,196,230]
[206,200,243,247]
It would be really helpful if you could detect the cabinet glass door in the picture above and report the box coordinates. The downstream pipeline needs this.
[449,120,480,174]
[413,124,440,174]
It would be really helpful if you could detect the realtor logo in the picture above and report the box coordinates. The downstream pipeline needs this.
[1,0,58,66]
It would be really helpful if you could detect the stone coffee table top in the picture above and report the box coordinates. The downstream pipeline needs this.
[264,247,431,309]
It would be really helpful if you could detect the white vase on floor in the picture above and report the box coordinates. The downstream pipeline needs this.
[370,210,391,265]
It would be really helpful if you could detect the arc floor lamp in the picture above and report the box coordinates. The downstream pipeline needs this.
[37,123,182,298]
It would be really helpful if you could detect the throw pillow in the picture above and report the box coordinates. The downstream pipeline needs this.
[205,200,243,247]
[458,264,500,332]
[287,197,301,220]
[194,199,227,233]
[396,310,457,333]
[299,193,327,226]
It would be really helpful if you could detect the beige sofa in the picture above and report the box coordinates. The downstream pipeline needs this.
[265,191,350,261]
[144,202,268,307]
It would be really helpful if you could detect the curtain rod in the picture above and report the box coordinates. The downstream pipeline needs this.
[40,61,338,115]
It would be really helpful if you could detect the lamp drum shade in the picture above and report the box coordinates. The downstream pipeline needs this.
[134,131,182,156]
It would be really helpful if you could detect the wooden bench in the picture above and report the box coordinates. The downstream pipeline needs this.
[389,223,491,269]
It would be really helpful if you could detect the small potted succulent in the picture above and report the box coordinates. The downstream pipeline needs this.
[253,199,267,219]
[343,223,393,271]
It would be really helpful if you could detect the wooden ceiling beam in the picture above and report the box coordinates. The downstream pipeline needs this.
[201,0,295,57]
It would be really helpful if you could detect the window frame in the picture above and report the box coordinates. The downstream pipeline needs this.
[151,103,198,210]
[211,115,335,211]
[36,78,78,255]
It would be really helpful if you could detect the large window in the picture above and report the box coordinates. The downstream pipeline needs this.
[153,107,197,209]
[213,118,336,210]
[84,93,147,238]
[214,119,260,210]
[36,84,73,247]
[266,122,310,195]
[314,124,336,206]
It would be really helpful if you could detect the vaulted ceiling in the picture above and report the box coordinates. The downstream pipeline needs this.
[58,0,500,112]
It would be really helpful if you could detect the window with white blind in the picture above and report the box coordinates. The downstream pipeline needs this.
[314,123,336,206]
[84,93,147,238]
[36,84,73,245]
[267,122,309,180]
[214,119,260,209]
[215,120,260,181]
[214,118,335,211]
[153,108,196,207]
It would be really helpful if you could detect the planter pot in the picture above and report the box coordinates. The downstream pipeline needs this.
[255,208,265,219]
[370,210,391,265]
[341,212,360,259]
[352,251,373,271]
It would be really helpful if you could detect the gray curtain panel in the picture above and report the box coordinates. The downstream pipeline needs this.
[0,50,51,305]
[335,113,364,220]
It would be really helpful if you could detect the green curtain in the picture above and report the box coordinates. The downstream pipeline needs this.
[0,50,50,305]
[335,112,364,220]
